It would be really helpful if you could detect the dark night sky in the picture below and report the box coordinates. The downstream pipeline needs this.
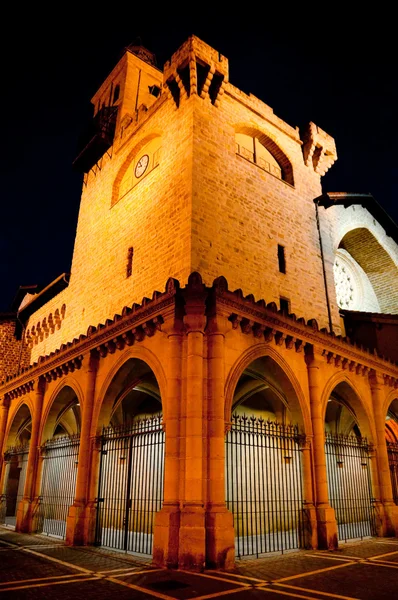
[1,11,397,312]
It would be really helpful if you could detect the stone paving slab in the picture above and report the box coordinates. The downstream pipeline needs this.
[31,544,155,573]
[116,569,245,599]
[274,562,398,600]
[0,576,154,600]
[230,550,348,581]
[0,548,75,582]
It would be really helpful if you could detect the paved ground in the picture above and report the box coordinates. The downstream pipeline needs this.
[1,526,398,599]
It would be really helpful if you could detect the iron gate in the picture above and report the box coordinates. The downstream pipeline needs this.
[225,415,305,558]
[0,444,29,527]
[95,415,165,555]
[387,441,398,504]
[325,432,376,541]
[37,434,80,539]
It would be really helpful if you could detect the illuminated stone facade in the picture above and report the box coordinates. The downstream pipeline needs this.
[0,36,398,571]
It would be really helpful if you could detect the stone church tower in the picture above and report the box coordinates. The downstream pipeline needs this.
[0,36,397,571]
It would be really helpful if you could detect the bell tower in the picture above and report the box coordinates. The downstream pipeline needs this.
[72,43,163,174]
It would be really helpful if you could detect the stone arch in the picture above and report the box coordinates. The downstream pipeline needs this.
[111,131,163,206]
[385,391,398,443]
[320,373,375,441]
[234,124,294,186]
[225,344,310,433]
[335,227,398,314]
[4,398,34,448]
[93,346,167,435]
[40,379,83,443]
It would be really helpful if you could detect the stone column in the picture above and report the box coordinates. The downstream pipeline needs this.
[178,274,207,570]
[0,396,10,479]
[153,319,183,568]
[305,347,338,549]
[301,435,318,549]
[16,377,45,533]
[369,370,398,536]
[205,314,235,569]
[0,396,10,519]
[66,351,98,545]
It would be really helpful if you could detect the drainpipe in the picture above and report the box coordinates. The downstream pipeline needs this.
[314,198,334,334]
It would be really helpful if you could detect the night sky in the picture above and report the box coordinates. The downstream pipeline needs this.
[1,11,396,312]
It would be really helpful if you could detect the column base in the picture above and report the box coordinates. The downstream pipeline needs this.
[153,503,180,568]
[378,501,398,537]
[65,503,96,546]
[178,503,206,571]
[15,498,36,533]
[302,503,318,549]
[205,504,235,570]
[316,506,338,549]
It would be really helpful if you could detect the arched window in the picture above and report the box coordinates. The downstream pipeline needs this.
[236,132,282,180]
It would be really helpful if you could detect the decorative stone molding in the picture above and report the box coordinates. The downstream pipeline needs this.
[302,122,337,175]
[26,304,66,348]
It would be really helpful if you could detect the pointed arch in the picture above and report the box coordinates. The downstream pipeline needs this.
[225,344,310,433]
[92,345,167,435]
[320,372,375,441]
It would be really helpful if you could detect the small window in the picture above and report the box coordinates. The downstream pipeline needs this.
[113,84,120,103]
[126,247,134,278]
[278,244,286,274]
[280,297,290,314]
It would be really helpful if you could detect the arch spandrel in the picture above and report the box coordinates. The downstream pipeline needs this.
[92,345,167,436]
[320,372,375,442]
[224,344,310,433]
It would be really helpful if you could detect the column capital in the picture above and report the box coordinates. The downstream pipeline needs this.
[368,369,384,389]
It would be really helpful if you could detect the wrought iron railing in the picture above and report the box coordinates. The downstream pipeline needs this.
[95,415,165,555]
[225,414,305,558]
[325,432,376,541]
[37,434,80,539]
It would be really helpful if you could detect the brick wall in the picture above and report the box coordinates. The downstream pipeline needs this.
[0,316,31,382]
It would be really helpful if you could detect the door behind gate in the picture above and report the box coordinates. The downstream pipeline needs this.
[387,441,398,504]
[325,432,376,541]
[0,445,29,527]
[225,415,305,558]
[38,434,80,538]
[95,415,165,555]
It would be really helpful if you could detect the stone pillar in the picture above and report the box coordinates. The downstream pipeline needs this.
[301,435,318,549]
[178,274,207,570]
[0,396,10,519]
[16,377,45,533]
[369,370,398,536]
[0,396,10,480]
[153,321,183,568]
[66,351,98,545]
[205,314,235,569]
[305,347,338,549]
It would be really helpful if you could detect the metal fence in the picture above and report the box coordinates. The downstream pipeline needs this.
[95,415,165,555]
[225,414,305,558]
[37,434,80,539]
[0,444,29,527]
[387,441,398,504]
[325,432,376,541]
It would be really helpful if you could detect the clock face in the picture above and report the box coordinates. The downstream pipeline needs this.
[135,154,149,178]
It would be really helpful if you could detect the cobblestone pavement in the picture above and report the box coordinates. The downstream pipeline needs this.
[1,526,398,599]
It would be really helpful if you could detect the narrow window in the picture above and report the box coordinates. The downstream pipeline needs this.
[278,244,286,273]
[280,297,290,314]
[126,247,134,278]
[113,84,120,103]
